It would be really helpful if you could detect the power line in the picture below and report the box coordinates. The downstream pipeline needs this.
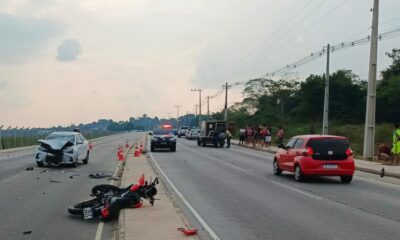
[226,0,330,79]
[234,0,349,77]
[265,27,400,77]
[211,0,316,82]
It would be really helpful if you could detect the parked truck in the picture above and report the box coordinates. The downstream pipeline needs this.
[197,120,235,147]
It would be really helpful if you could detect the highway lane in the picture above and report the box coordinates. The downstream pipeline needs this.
[0,132,143,240]
[152,138,400,240]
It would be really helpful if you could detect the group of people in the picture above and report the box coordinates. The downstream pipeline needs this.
[238,125,284,148]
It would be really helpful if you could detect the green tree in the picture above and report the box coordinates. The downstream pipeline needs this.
[377,49,400,123]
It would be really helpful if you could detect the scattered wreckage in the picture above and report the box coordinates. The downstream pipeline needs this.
[68,174,159,220]
[34,132,90,167]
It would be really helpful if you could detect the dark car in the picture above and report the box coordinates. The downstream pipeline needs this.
[273,135,355,183]
[150,125,177,152]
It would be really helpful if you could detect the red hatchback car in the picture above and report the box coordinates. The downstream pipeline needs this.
[273,135,355,183]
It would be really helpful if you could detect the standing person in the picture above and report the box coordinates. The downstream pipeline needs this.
[254,127,260,147]
[225,128,232,148]
[239,128,245,144]
[250,126,256,147]
[260,125,267,147]
[245,125,250,145]
[392,123,400,165]
[276,126,285,146]
[265,125,271,148]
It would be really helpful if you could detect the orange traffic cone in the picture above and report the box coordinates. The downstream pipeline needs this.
[134,145,140,157]
[118,152,124,161]
[139,142,143,154]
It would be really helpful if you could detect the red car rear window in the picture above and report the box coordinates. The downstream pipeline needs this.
[307,138,350,160]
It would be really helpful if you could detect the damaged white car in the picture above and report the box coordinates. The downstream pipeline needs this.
[34,132,90,167]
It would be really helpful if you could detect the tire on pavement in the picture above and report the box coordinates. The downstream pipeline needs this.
[340,175,353,184]
[68,198,102,216]
[83,151,89,164]
[273,159,282,175]
[294,164,304,182]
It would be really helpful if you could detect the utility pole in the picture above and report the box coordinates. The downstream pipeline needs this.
[174,105,182,128]
[0,125,3,150]
[322,44,330,135]
[191,88,202,127]
[207,96,210,120]
[223,82,231,121]
[363,0,379,160]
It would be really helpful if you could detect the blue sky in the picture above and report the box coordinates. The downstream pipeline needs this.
[0,0,399,127]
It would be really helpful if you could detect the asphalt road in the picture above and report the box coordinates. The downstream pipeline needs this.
[152,138,400,240]
[0,132,142,240]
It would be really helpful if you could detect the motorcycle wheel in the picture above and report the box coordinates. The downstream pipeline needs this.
[68,198,102,216]
[91,184,121,198]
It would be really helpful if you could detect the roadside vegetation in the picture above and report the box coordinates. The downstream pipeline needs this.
[213,48,400,156]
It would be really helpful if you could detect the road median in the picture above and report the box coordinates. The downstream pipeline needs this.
[117,139,198,240]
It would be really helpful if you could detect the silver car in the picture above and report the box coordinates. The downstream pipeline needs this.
[34,131,90,167]
[185,128,200,140]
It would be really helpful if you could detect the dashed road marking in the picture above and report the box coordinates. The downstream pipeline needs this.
[272,180,323,200]
[149,145,222,240]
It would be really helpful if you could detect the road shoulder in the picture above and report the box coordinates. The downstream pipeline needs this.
[117,148,198,240]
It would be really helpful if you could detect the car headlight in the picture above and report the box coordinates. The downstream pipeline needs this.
[38,146,47,151]
[152,137,159,141]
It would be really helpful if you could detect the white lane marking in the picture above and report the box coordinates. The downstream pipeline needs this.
[272,180,323,200]
[148,146,221,240]
[94,222,104,240]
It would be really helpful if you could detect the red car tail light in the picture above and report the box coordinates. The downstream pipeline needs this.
[346,148,353,156]
[302,147,314,156]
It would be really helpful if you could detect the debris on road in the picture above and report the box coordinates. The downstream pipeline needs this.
[23,231,32,235]
[50,179,61,183]
[89,171,113,179]
[26,167,34,171]
[177,227,198,236]
[40,170,47,173]
[381,168,385,178]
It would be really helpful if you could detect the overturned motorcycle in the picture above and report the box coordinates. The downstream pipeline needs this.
[68,174,159,220]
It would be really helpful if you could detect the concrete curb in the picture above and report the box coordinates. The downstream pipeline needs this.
[231,142,400,179]
[356,166,400,179]
[116,136,197,240]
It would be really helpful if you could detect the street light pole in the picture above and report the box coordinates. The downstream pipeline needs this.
[322,44,330,135]
[207,96,210,120]
[223,82,231,121]
[0,125,3,150]
[363,0,379,160]
[191,88,203,128]
[174,105,182,128]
